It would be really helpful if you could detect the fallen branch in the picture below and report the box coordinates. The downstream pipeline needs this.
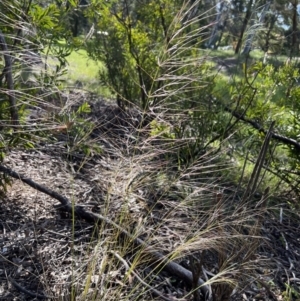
[8,277,55,299]
[0,164,210,299]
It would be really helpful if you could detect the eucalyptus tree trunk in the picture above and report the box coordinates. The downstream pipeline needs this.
[263,13,277,53]
[216,17,228,47]
[242,0,272,55]
[207,0,229,49]
[290,0,299,57]
[235,0,254,54]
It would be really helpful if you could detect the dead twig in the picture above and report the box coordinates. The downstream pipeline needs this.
[256,279,278,301]
[243,121,274,200]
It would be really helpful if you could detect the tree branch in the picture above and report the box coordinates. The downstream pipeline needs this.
[225,106,300,151]
[0,30,19,125]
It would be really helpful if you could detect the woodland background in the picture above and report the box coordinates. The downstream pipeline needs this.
[0,1,299,300]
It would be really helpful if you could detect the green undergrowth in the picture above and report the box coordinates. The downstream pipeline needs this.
[43,41,111,96]
[65,49,110,95]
